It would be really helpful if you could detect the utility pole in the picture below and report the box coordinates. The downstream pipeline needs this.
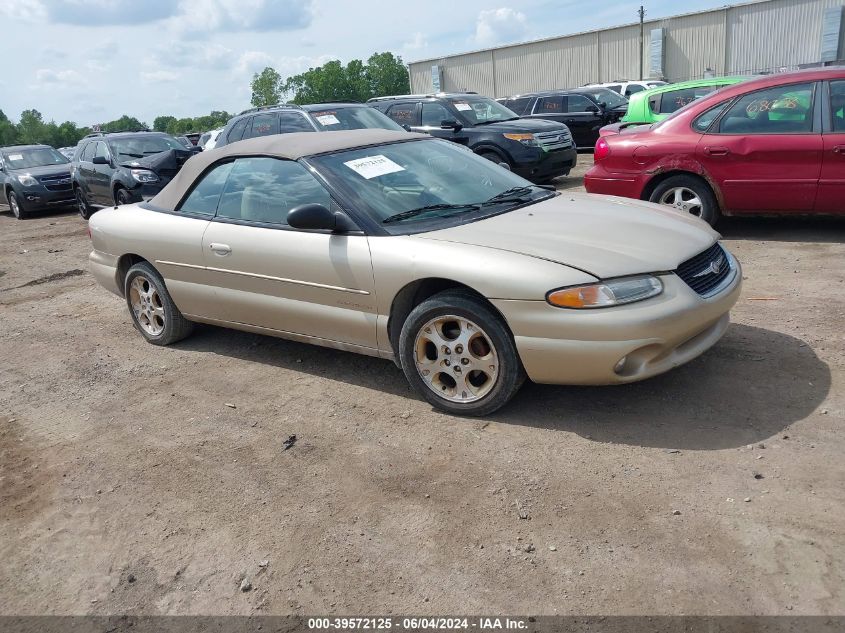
[638,5,645,80]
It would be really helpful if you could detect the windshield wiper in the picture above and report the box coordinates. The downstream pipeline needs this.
[482,186,538,205]
[382,202,481,224]
[474,116,521,125]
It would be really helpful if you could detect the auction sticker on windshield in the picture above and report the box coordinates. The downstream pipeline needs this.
[316,114,340,126]
[453,102,472,111]
[344,155,405,179]
[8,154,23,161]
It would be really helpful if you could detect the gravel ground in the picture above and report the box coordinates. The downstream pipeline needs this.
[1,160,844,616]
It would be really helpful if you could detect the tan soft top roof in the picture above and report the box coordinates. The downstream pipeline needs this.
[150,129,427,210]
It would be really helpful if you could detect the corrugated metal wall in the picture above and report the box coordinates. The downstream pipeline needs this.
[409,0,845,96]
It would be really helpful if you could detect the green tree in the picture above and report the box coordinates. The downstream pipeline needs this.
[101,115,147,133]
[17,109,47,144]
[250,67,282,107]
[0,109,17,145]
[153,115,176,132]
[365,52,410,98]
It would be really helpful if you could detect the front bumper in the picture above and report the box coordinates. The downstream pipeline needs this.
[512,147,577,181]
[492,263,741,385]
[17,185,75,210]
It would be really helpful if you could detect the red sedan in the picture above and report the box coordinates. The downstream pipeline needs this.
[584,68,845,225]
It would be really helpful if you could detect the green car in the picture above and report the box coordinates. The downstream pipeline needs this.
[621,77,749,124]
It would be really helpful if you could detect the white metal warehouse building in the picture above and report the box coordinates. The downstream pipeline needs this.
[408,0,845,97]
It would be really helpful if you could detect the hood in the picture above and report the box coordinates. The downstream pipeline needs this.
[120,148,193,173]
[8,163,71,177]
[473,118,567,133]
[416,192,719,279]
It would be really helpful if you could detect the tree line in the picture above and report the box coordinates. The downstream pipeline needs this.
[0,50,411,150]
[250,52,410,106]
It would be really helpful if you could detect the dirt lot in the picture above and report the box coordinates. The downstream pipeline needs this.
[1,160,844,616]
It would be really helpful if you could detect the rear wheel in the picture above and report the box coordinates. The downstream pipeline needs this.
[8,191,27,220]
[649,175,720,226]
[76,188,94,220]
[399,289,525,416]
[124,262,193,346]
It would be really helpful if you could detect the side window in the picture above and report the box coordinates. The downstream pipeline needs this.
[626,84,645,96]
[606,85,622,94]
[648,94,662,114]
[386,103,417,125]
[660,87,719,114]
[567,95,594,112]
[278,112,315,132]
[216,157,332,226]
[245,113,280,139]
[227,117,250,143]
[504,97,531,115]
[421,102,452,126]
[536,96,565,113]
[830,80,845,132]
[81,142,96,161]
[693,102,730,133]
[177,161,235,216]
[718,83,814,134]
[94,142,110,160]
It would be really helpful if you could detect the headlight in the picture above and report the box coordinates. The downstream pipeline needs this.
[503,133,539,147]
[16,174,38,186]
[130,169,159,183]
[547,275,663,309]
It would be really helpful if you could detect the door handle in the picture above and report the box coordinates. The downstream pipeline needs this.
[209,243,231,256]
[704,146,730,156]
[833,145,845,154]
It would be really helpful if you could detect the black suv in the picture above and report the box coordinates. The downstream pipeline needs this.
[215,102,404,148]
[498,87,629,149]
[0,144,74,219]
[368,93,576,182]
[72,131,194,218]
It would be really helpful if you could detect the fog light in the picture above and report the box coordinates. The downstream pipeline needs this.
[613,356,628,375]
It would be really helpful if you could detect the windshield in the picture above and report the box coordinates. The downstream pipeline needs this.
[446,96,520,125]
[109,135,185,160]
[2,147,68,169]
[308,138,554,234]
[576,88,628,109]
[310,106,405,132]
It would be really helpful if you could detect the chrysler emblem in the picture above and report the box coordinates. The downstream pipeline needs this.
[693,254,725,278]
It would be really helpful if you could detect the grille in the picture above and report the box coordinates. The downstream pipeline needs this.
[38,173,72,191]
[674,242,732,297]
[536,129,573,151]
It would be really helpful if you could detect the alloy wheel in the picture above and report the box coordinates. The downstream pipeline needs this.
[129,275,166,336]
[9,194,21,219]
[658,186,703,216]
[413,315,499,403]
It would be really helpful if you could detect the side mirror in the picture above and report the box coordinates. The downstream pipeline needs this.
[600,101,608,109]
[190,145,203,154]
[586,105,599,113]
[401,124,411,132]
[92,156,109,165]
[441,119,463,132]
[287,203,357,233]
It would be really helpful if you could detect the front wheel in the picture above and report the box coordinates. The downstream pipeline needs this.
[649,175,720,226]
[399,290,526,416]
[124,262,193,346]
[76,188,94,220]
[115,187,133,206]
[8,191,27,219]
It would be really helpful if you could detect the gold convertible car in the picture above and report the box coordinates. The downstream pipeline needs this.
[88,129,741,415]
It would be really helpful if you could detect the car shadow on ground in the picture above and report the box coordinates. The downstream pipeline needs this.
[718,216,845,243]
[178,322,829,451]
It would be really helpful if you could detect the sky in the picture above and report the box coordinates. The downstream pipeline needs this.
[0,0,734,127]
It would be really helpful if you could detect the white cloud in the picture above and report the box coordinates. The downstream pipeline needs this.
[34,68,82,84]
[403,32,428,51]
[0,0,46,20]
[236,50,275,75]
[473,7,528,47]
[140,70,180,83]
[173,0,313,34]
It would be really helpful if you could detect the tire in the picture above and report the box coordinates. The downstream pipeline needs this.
[76,187,94,220]
[124,262,193,346]
[478,150,508,168]
[7,191,28,220]
[398,289,526,416]
[649,174,720,226]
[115,187,132,206]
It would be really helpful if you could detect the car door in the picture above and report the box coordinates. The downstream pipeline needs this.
[564,94,603,147]
[0,155,8,205]
[816,79,845,214]
[695,81,822,213]
[528,95,567,126]
[200,156,378,350]
[91,141,114,205]
[76,141,97,204]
